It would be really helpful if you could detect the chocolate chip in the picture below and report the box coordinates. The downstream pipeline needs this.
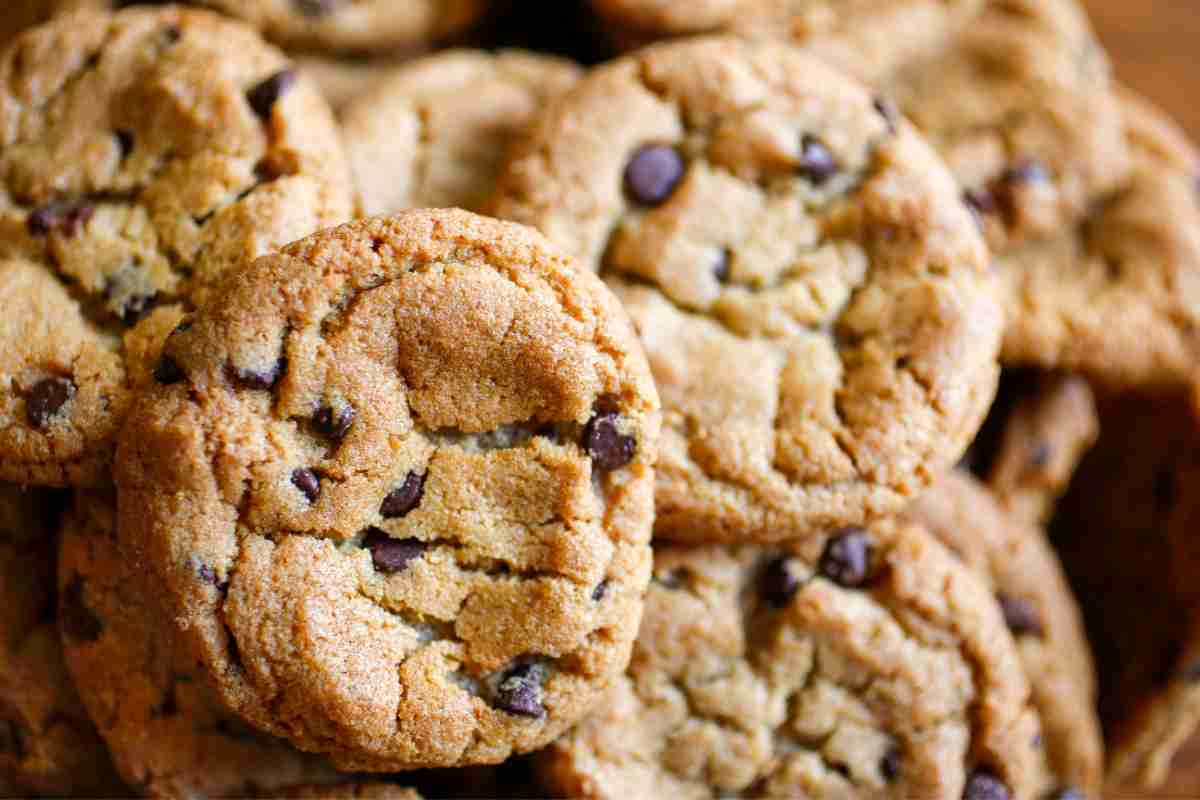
[1001,160,1050,184]
[494,663,545,718]
[114,129,134,159]
[154,355,185,385]
[818,527,873,588]
[295,0,338,15]
[881,745,901,781]
[1051,787,1086,800]
[874,96,900,133]
[713,248,732,283]
[963,769,1010,800]
[1028,441,1051,468]
[117,291,158,325]
[1153,465,1177,513]
[362,529,426,574]
[27,203,94,237]
[60,578,103,642]
[197,563,228,593]
[963,188,997,223]
[799,134,838,184]
[759,557,801,609]
[998,594,1043,637]
[0,719,26,758]
[380,472,425,518]
[314,404,355,442]
[624,144,684,206]
[591,580,609,601]
[161,24,181,46]
[291,468,321,503]
[246,69,296,120]
[231,358,285,390]
[584,411,636,472]
[25,377,74,429]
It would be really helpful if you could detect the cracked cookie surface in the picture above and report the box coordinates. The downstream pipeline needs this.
[0,7,353,487]
[537,517,1042,799]
[907,470,1103,799]
[494,36,1000,544]
[115,209,661,771]
[343,49,581,217]
[59,491,348,798]
[996,89,1200,389]
[0,483,125,796]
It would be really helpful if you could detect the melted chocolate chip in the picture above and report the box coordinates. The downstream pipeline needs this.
[291,468,321,503]
[246,69,296,120]
[314,404,355,441]
[584,411,636,472]
[380,472,425,518]
[494,663,545,718]
[154,355,185,385]
[998,594,1043,637]
[874,96,900,133]
[592,580,609,601]
[624,144,685,206]
[881,745,901,781]
[25,377,74,429]
[759,557,801,609]
[362,529,426,574]
[713,248,732,283]
[60,578,103,642]
[27,203,94,237]
[799,134,838,184]
[817,527,873,588]
[230,358,285,391]
[114,129,134,159]
[963,769,1010,800]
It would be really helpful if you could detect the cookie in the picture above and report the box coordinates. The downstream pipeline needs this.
[906,470,1103,799]
[882,0,1129,254]
[996,89,1200,389]
[0,7,354,487]
[0,483,125,796]
[277,785,422,799]
[294,51,424,112]
[58,491,354,798]
[493,36,1000,544]
[342,50,581,216]
[975,371,1099,528]
[538,518,1043,799]
[115,209,661,771]
[1051,385,1200,789]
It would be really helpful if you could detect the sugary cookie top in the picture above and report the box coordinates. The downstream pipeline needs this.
[494,36,1000,543]
[116,209,660,770]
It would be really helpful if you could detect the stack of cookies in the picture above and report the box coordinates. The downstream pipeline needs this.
[1,2,1196,799]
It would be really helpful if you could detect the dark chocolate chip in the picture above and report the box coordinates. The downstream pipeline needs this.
[799,134,838,184]
[231,358,285,390]
[295,0,338,15]
[818,527,873,588]
[161,24,181,46]
[591,580,609,601]
[998,594,1043,638]
[963,188,997,223]
[291,468,321,503]
[881,745,901,781]
[362,529,426,574]
[874,96,900,133]
[246,69,296,120]
[114,129,134,159]
[0,719,26,759]
[583,411,636,472]
[1153,465,1177,513]
[713,248,732,283]
[197,563,228,593]
[60,578,103,642]
[1050,787,1085,800]
[759,557,801,609]
[380,472,425,518]
[494,663,545,718]
[154,355,185,385]
[27,203,94,237]
[1029,441,1051,468]
[1001,160,1050,184]
[624,144,685,206]
[963,769,1010,800]
[25,377,74,429]
[314,404,355,442]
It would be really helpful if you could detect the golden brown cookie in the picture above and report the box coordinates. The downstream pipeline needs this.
[343,49,581,216]
[0,484,125,796]
[1052,384,1200,790]
[907,471,1103,799]
[997,89,1200,389]
[494,36,1000,545]
[116,210,661,771]
[538,520,1044,799]
[0,7,354,487]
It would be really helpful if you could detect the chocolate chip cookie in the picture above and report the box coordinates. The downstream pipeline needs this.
[538,518,1043,798]
[997,89,1200,389]
[343,50,581,216]
[277,785,422,799]
[58,491,354,797]
[1051,385,1200,789]
[0,483,125,796]
[115,209,661,771]
[0,7,353,487]
[907,471,1103,799]
[494,37,1000,544]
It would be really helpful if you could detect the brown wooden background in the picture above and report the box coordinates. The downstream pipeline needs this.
[1084,2,1199,796]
